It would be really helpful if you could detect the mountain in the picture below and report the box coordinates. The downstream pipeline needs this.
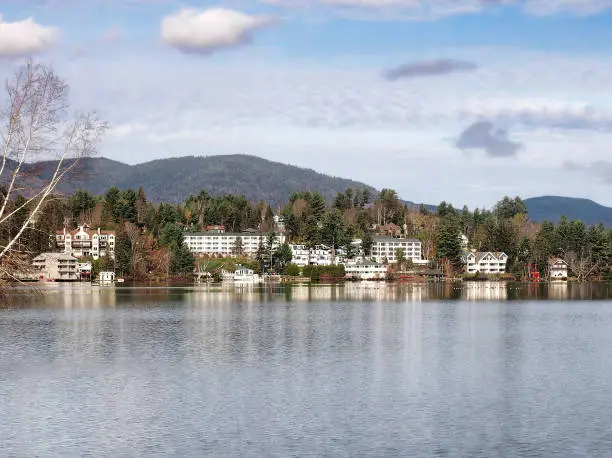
[525,196,612,227]
[34,155,384,206]
[13,156,612,225]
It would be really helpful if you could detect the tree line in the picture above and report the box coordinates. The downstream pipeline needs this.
[7,184,612,281]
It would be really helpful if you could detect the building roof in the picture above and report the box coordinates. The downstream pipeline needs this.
[55,226,115,237]
[373,236,420,243]
[346,260,385,267]
[378,223,401,231]
[33,252,78,261]
[186,231,274,237]
[470,251,508,262]
[462,251,508,262]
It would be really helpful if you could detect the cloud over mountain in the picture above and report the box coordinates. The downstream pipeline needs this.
[566,160,612,184]
[456,121,523,157]
[0,15,58,56]
[160,8,275,54]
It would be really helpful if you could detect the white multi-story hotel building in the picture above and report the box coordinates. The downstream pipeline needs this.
[184,230,285,257]
[462,251,508,274]
[56,225,115,260]
[369,236,425,264]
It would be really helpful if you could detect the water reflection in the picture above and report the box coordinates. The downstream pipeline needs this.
[3,284,612,456]
[6,281,612,308]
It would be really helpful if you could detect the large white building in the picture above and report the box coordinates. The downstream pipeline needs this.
[463,251,508,274]
[345,260,388,280]
[32,252,79,281]
[369,236,425,264]
[56,225,115,260]
[184,230,285,257]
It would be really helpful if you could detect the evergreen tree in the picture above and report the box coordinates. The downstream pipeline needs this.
[159,222,184,247]
[114,228,132,276]
[104,187,121,223]
[320,208,348,264]
[170,243,195,275]
[436,218,462,267]
[255,240,266,273]
[232,236,244,256]
[493,196,528,220]
[275,242,293,269]
[361,231,374,257]
[361,188,372,207]
[136,186,148,225]
[395,248,406,270]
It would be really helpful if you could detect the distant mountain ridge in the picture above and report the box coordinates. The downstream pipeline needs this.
[524,196,612,227]
[30,154,391,207]
[10,155,612,226]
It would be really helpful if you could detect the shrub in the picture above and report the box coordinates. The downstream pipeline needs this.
[284,263,300,276]
[302,265,345,281]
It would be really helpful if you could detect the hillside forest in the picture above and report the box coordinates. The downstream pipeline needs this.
[3,185,612,281]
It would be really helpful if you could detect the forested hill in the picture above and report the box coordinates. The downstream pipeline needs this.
[524,196,612,227]
[40,155,383,206]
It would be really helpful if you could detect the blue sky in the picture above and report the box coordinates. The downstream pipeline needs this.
[2,0,612,208]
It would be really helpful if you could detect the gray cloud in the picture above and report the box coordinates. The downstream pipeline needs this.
[565,160,612,184]
[383,59,478,81]
[456,121,523,157]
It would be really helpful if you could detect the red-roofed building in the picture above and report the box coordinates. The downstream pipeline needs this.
[56,224,116,260]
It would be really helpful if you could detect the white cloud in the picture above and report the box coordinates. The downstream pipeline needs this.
[524,0,612,15]
[261,0,612,19]
[160,8,275,54]
[0,15,58,56]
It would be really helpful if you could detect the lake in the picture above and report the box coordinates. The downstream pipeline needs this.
[3,282,612,456]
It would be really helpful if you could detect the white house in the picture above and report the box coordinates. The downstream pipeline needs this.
[77,262,92,280]
[289,244,333,266]
[463,251,508,274]
[549,259,568,280]
[369,236,425,265]
[273,215,286,232]
[222,264,261,282]
[99,271,116,284]
[32,253,79,281]
[56,224,115,260]
[345,260,388,280]
[184,230,285,257]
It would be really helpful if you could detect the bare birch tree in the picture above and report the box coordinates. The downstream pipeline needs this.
[564,248,600,282]
[0,59,107,280]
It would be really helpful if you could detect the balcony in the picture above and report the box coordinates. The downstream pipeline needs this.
[70,241,92,249]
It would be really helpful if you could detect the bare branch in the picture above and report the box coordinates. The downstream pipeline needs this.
[0,60,107,278]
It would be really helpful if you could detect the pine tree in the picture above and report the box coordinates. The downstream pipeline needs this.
[436,218,462,267]
[232,236,244,256]
[114,227,132,276]
[170,243,194,275]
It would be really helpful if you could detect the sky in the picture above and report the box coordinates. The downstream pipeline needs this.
[1,0,612,208]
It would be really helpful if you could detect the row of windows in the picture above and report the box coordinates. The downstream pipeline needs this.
[185,236,271,241]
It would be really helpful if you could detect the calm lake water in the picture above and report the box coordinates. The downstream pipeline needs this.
[3,282,612,456]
